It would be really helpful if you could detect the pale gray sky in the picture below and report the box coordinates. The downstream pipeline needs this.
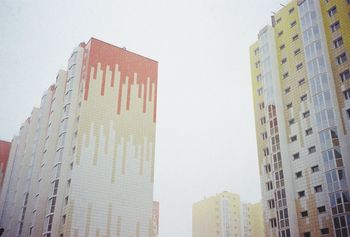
[0,0,287,236]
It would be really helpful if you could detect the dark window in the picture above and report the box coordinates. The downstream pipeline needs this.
[308,146,316,154]
[287,103,292,109]
[314,185,323,193]
[340,70,350,82]
[270,218,277,228]
[334,37,343,48]
[290,135,297,142]
[303,111,310,118]
[320,228,329,235]
[293,153,300,160]
[288,119,295,126]
[298,190,305,198]
[296,63,303,71]
[278,31,284,37]
[291,21,297,27]
[317,206,326,213]
[289,7,295,14]
[292,34,299,41]
[299,78,305,85]
[311,165,319,173]
[346,109,350,119]
[344,89,350,100]
[328,6,337,17]
[280,44,285,50]
[296,171,303,178]
[301,210,308,217]
[295,48,301,55]
[306,128,313,135]
[337,53,347,65]
[304,232,311,237]
[282,58,287,64]
[283,72,289,79]
[331,21,340,32]
[301,94,307,102]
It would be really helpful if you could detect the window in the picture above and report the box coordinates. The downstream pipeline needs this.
[298,78,305,86]
[289,7,295,14]
[298,190,305,198]
[336,53,347,65]
[282,58,287,64]
[317,206,326,213]
[301,210,308,217]
[280,44,285,50]
[260,117,266,125]
[268,199,275,209]
[311,165,319,173]
[331,21,340,32]
[328,6,337,17]
[294,48,301,55]
[334,37,343,48]
[254,48,259,55]
[308,146,316,154]
[263,147,269,156]
[262,131,268,140]
[290,135,297,142]
[300,94,307,102]
[259,102,264,110]
[304,232,311,237]
[266,181,273,191]
[296,171,303,178]
[306,128,313,136]
[346,109,350,119]
[292,34,299,41]
[270,218,277,228]
[314,185,323,193]
[296,63,303,71]
[276,17,282,24]
[256,74,262,82]
[283,72,289,79]
[287,103,292,109]
[344,89,350,100]
[278,31,284,37]
[303,111,310,118]
[62,215,66,224]
[265,164,271,173]
[340,69,350,82]
[256,61,260,68]
[320,228,329,235]
[257,87,263,96]
[293,152,300,160]
[285,87,291,94]
[291,21,297,27]
[288,119,295,126]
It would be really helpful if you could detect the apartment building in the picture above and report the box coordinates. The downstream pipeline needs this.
[242,202,265,237]
[0,140,11,194]
[0,38,158,237]
[250,0,350,236]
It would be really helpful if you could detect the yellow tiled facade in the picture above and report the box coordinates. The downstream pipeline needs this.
[251,1,350,236]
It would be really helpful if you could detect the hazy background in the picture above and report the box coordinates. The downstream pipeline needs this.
[0,0,287,236]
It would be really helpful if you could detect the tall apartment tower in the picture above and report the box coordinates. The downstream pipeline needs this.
[242,202,265,237]
[0,38,158,237]
[192,192,244,237]
[0,140,11,193]
[250,0,350,236]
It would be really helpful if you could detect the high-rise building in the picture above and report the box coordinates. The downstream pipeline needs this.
[0,140,11,193]
[192,192,242,237]
[0,38,158,237]
[250,0,350,236]
[242,202,265,237]
[152,201,160,237]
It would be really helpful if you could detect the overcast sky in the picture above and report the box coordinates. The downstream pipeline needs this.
[0,0,288,236]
